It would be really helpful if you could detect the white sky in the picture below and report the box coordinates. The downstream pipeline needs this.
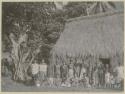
[55,2,124,11]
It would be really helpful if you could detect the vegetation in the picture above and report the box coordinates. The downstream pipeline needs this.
[2,2,116,82]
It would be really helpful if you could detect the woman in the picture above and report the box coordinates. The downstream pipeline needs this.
[54,62,61,87]
[68,63,74,79]
[74,59,81,78]
[39,59,47,86]
[93,67,99,88]
[80,64,86,79]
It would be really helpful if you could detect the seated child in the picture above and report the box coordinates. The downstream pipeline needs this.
[80,73,90,88]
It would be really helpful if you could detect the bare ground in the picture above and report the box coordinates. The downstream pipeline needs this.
[1,77,124,92]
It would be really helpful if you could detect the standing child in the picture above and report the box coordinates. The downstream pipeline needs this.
[110,73,115,88]
[105,70,110,88]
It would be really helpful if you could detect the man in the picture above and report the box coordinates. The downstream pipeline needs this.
[60,63,68,86]
[54,62,61,78]
[93,67,99,88]
[31,60,39,86]
[54,62,61,87]
[98,62,104,88]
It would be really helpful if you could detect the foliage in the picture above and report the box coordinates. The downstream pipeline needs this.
[2,2,116,81]
[2,2,65,81]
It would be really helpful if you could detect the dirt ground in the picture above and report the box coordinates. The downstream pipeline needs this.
[1,77,124,92]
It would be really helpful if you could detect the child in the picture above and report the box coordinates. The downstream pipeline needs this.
[105,70,110,88]
[48,77,54,87]
[110,73,115,88]
[80,73,90,88]
[73,76,79,87]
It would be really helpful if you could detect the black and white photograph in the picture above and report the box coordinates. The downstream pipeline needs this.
[1,1,124,92]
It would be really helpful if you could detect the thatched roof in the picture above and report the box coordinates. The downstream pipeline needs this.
[51,11,124,59]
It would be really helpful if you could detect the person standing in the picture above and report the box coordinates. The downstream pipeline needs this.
[39,59,47,86]
[115,62,124,88]
[68,62,74,79]
[54,62,61,87]
[80,64,86,79]
[110,73,115,88]
[105,70,111,88]
[98,62,104,88]
[76,59,82,78]
[31,60,39,86]
[60,63,68,86]
[93,67,99,88]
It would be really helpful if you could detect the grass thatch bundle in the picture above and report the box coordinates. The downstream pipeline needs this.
[50,11,124,64]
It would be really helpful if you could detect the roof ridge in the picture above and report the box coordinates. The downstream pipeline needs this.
[66,11,123,23]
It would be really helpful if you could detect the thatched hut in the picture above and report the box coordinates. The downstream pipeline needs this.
[49,11,124,77]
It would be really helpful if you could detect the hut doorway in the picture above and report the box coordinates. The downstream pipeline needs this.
[99,58,110,68]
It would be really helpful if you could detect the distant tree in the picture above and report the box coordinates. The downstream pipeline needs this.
[86,2,116,15]
[63,2,116,18]
[63,2,88,18]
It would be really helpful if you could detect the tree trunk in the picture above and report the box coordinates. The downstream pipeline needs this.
[13,63,25,81]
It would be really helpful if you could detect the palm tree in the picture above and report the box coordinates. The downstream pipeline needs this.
[87,2,116,15]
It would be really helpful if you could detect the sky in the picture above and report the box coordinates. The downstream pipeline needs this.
[55,2,124,11]
[114,2,124,11]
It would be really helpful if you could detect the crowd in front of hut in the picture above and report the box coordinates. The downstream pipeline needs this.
[29,57,124,89]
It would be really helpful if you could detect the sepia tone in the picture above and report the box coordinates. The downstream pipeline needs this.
[1,1,124,92]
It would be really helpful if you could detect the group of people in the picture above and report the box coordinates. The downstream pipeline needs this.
[30,59,48,87]
[30,58,124,89]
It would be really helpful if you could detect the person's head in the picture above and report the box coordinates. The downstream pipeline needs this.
[102,63,104,66]
[34,60,37,63]
[56,61,58,65]
[42,59,45,63]
[118,62,121,66]
[83,73,87,77]
[106,69,109,73]
[63,63,66,65]
[106,64,109,68]
[110,73,114,77]
[83,63,87,68]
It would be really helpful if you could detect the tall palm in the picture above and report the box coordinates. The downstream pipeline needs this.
[87,2,116,15]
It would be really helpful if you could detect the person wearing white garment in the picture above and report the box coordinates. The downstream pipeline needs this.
[115,62,124,88]
[39,59,47,86]
[80,64,86,79]
[105,70,111,88]
[31,60,39,86]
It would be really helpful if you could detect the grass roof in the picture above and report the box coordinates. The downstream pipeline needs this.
[51,11,124,60]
